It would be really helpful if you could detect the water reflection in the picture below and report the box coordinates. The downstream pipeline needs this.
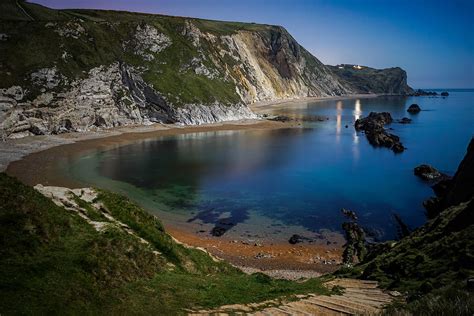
[67,94,474,240]
[336,101,343,143]
[353,99,362,120]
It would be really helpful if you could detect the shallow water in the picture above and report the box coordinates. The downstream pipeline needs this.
[66,90,474,240]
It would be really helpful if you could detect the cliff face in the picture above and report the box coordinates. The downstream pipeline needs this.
[0,1,409,139]
[327,64,414,95]
[0,1,352,138]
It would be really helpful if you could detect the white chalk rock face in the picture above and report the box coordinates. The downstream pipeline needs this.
[126,24,172,61]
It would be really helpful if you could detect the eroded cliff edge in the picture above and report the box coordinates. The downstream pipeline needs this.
[0,0,411,138]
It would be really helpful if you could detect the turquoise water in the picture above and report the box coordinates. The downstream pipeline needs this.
[67,90,474,240]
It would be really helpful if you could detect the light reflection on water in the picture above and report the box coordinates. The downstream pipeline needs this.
[66,93,474,240]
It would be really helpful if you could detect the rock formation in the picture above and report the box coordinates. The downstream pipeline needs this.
[354,112,405,153]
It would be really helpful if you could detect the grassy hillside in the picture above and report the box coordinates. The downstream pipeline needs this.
[0,173,331,314]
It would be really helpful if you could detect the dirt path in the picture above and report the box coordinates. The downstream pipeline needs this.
[190,278,401,315]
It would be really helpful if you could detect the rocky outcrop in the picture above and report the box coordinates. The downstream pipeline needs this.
[354,112,405,153]
[327,64,414,95]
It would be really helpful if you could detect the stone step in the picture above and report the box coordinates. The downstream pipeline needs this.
[341,294,388,307]
[276,305,313,315]
[343,290,393,302]
[322,295,380,313]
[287,301,349,316]
[306,296,363,315]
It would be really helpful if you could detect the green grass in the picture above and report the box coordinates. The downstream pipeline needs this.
[382,286,474,316]
[0,173,330,314]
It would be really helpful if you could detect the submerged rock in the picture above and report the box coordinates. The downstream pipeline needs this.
[397,117,412,124]
[355,112,405,153]
[441,91,449,96]
[407,104,421,113]
[210,226,227,237]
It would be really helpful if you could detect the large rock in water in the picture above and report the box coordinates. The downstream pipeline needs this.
[354,112,405,153]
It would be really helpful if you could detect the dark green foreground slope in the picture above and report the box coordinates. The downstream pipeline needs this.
[0,173,329,315]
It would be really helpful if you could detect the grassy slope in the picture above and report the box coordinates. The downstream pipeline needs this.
[336,199,474,314]
[0,173,331,314]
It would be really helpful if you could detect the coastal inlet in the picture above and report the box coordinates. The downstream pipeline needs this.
[51,91,474,246]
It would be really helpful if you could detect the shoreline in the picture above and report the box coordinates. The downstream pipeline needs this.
[250,93,380,112]
[1,95,375,278]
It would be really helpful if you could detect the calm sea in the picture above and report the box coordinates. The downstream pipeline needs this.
[65,90,474,240]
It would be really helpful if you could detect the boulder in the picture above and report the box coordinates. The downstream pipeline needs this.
[288,234,304,244]
[441,91,449,97]
[407,104,421,113]
[414,164,443,181]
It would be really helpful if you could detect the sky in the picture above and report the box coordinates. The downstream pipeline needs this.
[30,0,474,89]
